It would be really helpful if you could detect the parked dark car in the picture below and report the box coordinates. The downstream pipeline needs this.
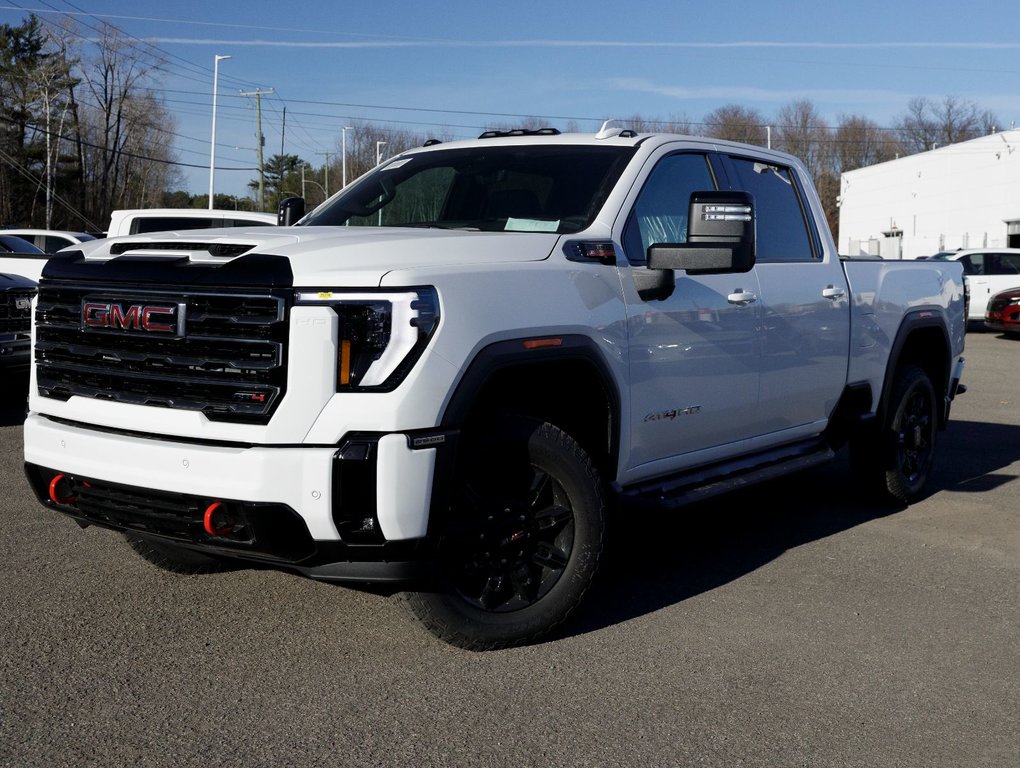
[0,271,36,372]
[984,286,1020,336]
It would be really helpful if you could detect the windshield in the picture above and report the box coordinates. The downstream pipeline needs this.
[300,144,636,234]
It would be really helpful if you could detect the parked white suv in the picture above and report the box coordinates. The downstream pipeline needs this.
[928,248,1020,324]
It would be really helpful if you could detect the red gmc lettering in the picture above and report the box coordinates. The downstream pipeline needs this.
[82,302,177,332]
[82,302,111,327]
[110,304,141,329]
[141,306,175,333]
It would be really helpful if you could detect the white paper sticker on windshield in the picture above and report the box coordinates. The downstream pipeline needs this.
[505,218,559,232]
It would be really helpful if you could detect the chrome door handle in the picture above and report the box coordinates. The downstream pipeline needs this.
[822,285,846,300]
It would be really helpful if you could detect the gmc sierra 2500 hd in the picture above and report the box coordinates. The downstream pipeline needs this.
[23,125,967,650]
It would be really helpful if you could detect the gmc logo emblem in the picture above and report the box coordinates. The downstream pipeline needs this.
[81,300,185,337]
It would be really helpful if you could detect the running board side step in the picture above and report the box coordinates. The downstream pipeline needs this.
[617,438,836,510]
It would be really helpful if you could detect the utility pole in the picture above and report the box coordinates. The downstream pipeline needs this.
[240,87,273,210]
[280,106,286,157]
[342,126,353,188]
[316,151,333,197]
[280,105,287,195]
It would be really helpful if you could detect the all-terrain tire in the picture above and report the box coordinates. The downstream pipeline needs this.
[400,415,607,651]
[851,364,938,505]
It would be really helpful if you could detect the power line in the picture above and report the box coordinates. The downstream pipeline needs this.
[0,113,258,171]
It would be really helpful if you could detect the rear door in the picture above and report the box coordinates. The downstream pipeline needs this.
[719,154,851,438]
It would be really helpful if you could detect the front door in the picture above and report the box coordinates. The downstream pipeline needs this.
[621,151,763,476]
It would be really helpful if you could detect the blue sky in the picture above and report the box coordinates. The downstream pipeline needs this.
[4,1,1020,199]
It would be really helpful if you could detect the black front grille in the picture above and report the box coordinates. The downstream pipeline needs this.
[0,287,35,334]
[78,476,203,538]
[34,282,290,423]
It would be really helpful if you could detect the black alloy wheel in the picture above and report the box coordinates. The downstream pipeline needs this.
[400,415,606,650]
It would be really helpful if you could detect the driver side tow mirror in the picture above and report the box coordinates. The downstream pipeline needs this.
[647,190,756,275]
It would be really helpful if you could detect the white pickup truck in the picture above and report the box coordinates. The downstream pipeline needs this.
[23,126,967,649]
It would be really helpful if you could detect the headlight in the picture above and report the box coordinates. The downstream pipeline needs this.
[295,287,439,391]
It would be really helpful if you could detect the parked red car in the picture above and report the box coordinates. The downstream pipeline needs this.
[984,286,1020,336]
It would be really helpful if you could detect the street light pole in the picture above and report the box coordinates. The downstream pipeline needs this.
[376,140,387,166]
[342,126,353,188]
[208,54,231,210]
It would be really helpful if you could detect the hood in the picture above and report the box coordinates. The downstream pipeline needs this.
[69,226,561,287]
[0,271,38,289]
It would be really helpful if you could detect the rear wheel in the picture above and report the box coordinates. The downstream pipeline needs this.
[852,365,938,504]
[400,416,606,650]
[125,535,228,575]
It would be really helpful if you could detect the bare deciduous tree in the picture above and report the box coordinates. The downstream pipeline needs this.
[78,22,174,225]
[834,114,899,173]
[702,104,769,146]
[895,95,999,154]
[774,100,831,177]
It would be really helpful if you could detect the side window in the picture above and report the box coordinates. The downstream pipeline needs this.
[133,217,216,234]
[961,255,984,275]
[988,253,1020,275]
[726,157,815,263]
[43,236,69,252]
[622,153,716,265]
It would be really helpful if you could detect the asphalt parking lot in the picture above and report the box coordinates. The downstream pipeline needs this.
[1,331,1017,768]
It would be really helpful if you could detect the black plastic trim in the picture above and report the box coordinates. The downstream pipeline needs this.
[876,308,955,429]
[440,334,621,432]
[24,461,434,584]
[618,437,835,510]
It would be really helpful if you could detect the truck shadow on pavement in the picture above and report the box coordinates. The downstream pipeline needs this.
[565,418,1020,640]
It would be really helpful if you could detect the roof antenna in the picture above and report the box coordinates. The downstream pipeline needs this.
[596,119,636,140]
[596,119,619,139]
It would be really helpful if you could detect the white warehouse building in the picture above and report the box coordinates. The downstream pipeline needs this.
[838,129,1020,260]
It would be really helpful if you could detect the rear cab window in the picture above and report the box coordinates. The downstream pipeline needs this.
[722,156,819,263]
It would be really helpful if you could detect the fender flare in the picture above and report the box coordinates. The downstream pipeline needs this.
[875,308,954,429]
[440,333,622,448]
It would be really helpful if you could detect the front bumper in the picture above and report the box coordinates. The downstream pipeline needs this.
[24,413,454,582]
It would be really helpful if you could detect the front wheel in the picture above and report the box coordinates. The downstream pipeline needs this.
[400,416,607,650]
[852,365,938,504]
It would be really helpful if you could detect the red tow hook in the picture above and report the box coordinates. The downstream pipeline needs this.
[48,473,76,506]
[203,501,234,537]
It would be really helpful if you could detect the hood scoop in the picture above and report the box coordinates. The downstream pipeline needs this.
[108,241,256,258]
